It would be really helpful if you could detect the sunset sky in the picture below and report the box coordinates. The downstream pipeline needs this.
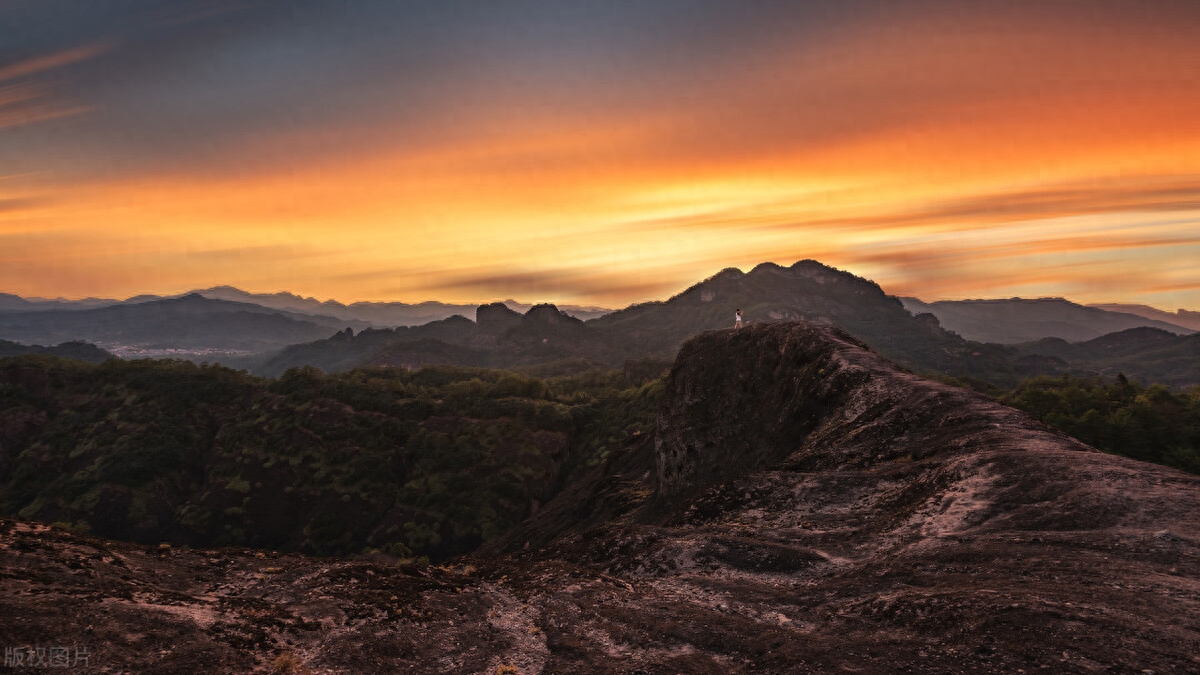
[2,1,1199,310]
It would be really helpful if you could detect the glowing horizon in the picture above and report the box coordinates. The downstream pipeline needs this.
[3,1,1199,311]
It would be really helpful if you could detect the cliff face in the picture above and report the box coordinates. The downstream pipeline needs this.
[3,323,1199,674]
[655,322,1090,498]
[655,323,878,499]
[474,302,522,336]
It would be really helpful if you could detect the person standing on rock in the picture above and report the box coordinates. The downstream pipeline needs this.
[734,309,743,329]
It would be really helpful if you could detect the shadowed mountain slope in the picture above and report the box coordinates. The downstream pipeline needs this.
[0,294,360,353]
[191,286,484,327]
[193,286,613,326]
[1015,327,1200,387]
[254,260,1032,387]
[2,322,1197,673]
[901,296,1194,343]
[590,260,1024,381]
[248,315,479,377]
[248,303,626,378]
[0,339,113,363]
[1090,302,1200,332]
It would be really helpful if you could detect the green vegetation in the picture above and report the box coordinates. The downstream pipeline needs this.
[0,356,662,560]
[1002,374,1200,474]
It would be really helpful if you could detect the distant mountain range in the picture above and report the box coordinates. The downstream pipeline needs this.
[3,262,1197,388]
[1014,327,1200,387]
[0,293,117,312]
[1088,303,1200,332]
[900,297,1194,343]
[0,287,612,325]
[0,294,365,356]
[242,262,1199,388]
[240,261,1034,386]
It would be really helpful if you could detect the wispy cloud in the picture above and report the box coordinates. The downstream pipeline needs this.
[846,230,1200,272]
[0,43,111,83]
[418,269,678,302]
[0,98,91,130]
[789,179,1200,233]
[178,244,330,263]
[0,43,109,130]
[1145,280,1200,295]
[0,196,42,213]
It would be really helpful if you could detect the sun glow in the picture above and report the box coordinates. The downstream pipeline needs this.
[2,3,1199,309]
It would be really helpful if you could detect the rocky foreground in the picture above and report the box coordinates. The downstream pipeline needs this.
[2,322,1198,673]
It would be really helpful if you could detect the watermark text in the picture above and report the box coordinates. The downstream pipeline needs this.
[3,646,90,669]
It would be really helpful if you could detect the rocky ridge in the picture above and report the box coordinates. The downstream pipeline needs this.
[2,322,1198,673]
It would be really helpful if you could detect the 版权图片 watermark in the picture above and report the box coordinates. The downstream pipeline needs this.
[4,646,90,669]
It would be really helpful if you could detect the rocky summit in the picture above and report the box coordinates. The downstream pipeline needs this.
[2,322,1198,673]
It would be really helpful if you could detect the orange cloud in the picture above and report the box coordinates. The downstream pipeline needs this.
[4,7,1200,311]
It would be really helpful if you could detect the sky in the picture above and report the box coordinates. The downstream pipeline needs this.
[2,0,1199,310]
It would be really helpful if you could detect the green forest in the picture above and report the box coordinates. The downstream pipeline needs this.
[1,354,1196,563]
[1002,374,1200,474]
[0,356,663,561]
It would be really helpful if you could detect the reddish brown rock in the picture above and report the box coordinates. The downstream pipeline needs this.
[2,322,1198,673]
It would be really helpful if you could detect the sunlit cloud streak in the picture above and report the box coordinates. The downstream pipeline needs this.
[768,179,1200,234]
[413,269,684,304]
[0,43,111,82]
[0,197,43,213]
[0,43,109,129]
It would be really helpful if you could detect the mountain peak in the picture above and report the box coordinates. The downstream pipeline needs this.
[475,302,521,335]
[524,303,566,325]
[748,261,786,275]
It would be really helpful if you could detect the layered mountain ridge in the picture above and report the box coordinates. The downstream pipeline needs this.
[1090,303,1200,332]
[0,287,611,326]
[247,260,1034,387]
[1014,327,1200,387]
[0,294,365,356]
[901,296,1195,343]
[3,260,1197,389]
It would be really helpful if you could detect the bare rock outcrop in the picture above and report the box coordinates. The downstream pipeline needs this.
[655,322,1091,498]
[475,302,522,336]
[522,304,569,326]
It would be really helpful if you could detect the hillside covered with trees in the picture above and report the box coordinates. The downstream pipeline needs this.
[0,356,662,560]
[1002,374,1200,474]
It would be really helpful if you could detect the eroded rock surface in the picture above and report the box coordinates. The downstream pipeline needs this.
[2,322,1199,673]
